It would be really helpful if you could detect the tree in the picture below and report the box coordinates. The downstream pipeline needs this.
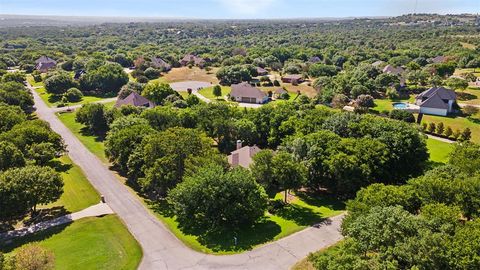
[0,81,34,112]
[44,72,77,95]
[216,65,252,85]
[428,122,436,133]
[167,164,268,230]
[331,94,349,109]
[389,110,415,123]
[27,143,56,166]
[354,94,375,110]
[0,166,63,215]
[185,94,200,107]
[142,82,176,105]
[446,77,468,91]
[144,67,161,80]
[434,62,456,78]
[212,85,222,99]
[271,151,307,203]
[0,141,25,171]
[459,128,472,142]
[13,244,55,270]
[436,122,445,135]
[118,82,143,99]
[463,105,479,116]
[64,87,83,102]
[79,63,128,94]
[308,63,337,77]
[75,103,108,134]
[250,149,277,197]
[2,71,26,84]
[0,104,26,132]
[449,142,480,176]
[444,126,453,138]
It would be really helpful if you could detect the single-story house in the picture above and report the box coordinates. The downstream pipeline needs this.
[115,92,155,108]
[372,60,386,68]
[415,87,456,116]
[257,67,268,76]
[151,57,172,71]
[35,56,57,73]
[230,82,268,104]
[227,141,261,168]
[429,56,446,64]
[382,65,405,76]
[180,54,206,68]
[281,74,304,84]
[308,56,322,63]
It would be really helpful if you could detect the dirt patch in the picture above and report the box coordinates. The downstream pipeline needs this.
[163,67,219,84]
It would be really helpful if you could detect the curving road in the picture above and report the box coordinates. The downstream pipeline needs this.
[30,84,344,270]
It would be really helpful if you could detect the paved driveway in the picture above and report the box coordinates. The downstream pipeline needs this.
[170,81,212,91]
[29,83,343,270]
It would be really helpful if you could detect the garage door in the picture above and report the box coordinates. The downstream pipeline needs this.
[241,97,256,103]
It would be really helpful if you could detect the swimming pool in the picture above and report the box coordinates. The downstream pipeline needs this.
[393,102,408,109]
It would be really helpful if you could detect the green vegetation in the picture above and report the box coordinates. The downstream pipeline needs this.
[422,114,480,143]
[426,137,455,164]
[198,86,231,100]
[57,112,108,163]
[1,215,142,270]
[34,85,106,108]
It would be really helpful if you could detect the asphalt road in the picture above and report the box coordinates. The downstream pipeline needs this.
[30,85,343,270]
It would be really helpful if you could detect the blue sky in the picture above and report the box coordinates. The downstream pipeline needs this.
[0,0,478,19]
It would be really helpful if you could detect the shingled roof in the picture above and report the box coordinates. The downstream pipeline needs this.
[35,56,56,64]
[416,87,456,109]
[230,82,267,100]
[228,145,261,168]
[151,57,171,71]
[115,92,155,108]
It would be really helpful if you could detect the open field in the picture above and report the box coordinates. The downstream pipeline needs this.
[57,112,108,163]
[162,67,219,84]
[1,215,142,270]
[426,137,454,164]
[198,86,231,100]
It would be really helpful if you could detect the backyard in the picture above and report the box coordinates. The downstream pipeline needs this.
[426,137,454,164]
[1,215,142,270]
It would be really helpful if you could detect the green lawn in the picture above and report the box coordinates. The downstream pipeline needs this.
[57,112,108,163]
[178,91,190,99]
[372,97,415,113]
[1,215,142,270]
[426,138,454,164]
[198,86,231,100]
[42,156,100,213]
[422,114,480,144]
[457,87,480,105]
[148,192,344,254]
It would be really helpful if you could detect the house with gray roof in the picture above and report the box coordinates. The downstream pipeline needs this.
[35,56,57,73]
[151,57,171,71]
[382,65,405,76]
[256,67,268,76]
[115,92,155,108]
[180,54,206,68]
[415,87,456,116]
[230,82,268,104]
[227,141,261,169]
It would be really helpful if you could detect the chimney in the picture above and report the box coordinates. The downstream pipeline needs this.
[236,140,243,150]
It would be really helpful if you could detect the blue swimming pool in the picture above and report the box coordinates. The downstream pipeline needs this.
[393,102,408,109]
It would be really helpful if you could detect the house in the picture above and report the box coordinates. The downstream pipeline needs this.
[115,92,155,108]
[308,56,322,63]
[382,65,405,76]
[415,87,456,116]
[180,54,206,68]
[256,67,268,76]
[281,74,304,84]
[227,141,261,168]
[429,56,446,64]
[35,56,57,72]
[230,82,268,104]
[151,57,171,71]
[74,69,85,80]
[372,60,386,68]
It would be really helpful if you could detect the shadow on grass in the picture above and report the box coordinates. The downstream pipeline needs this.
[457,92,477,101]
[79,126,106,142]
[48,159,73,173]
[0,207,69,234]
[0,221,71,252]
[296,192,346,212]
[149,200,281,252]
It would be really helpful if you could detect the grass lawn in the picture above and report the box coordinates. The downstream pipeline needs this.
[178,91,190,99]
[455,68,480,77]
[457,87,480,105]
[162,67,219,84]
[198,86,231,100]
[426,137,454,164]
[35,86,107,108]
[148,192,344,254]
[57,112,108,163]
[1,215,142,270]
[421,114,480,144]
[42,156,100,213]
[372,96,415,113]
[292,242,342,270]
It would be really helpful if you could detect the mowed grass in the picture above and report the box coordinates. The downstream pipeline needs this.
[457,88,480,105]
[1,215,142,270]
[162,67,219,83]
[42,156,100,213]
[57,112,108,163]
[148,192,344,254]
[198,86,231,100]
[372,97,415,113]
[426,137,454,164]
[421,114,480,144]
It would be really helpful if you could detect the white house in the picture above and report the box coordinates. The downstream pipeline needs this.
[415,87,456,116]
[230,82,268,104]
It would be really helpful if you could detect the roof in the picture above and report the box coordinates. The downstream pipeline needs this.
[420,93,449,109]
[115,92,155,108]
[227,145,261,168]
[151,57,171,69]
[257,67,268,74]
[35,56,56,64]
[309,56,322,63]
[382,65,405,75]
[36,62,56,71]
[230,82,267,100]
[274,88,288,95]
[416,87,456,110]
[181,54,205,65]
[372,60,386,67]
[282,74,303,80]
[430,56,446,63]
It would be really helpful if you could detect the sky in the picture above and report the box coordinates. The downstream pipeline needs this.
[0,0,478,19]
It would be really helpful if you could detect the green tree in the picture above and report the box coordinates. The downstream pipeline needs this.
[168,164,268,230]
[0,104,26,132]
[64,87,83,102]
[0,141,25,171]
[436,122,445,135]
[250,149,277,197]
[446,77,468,91]
[142,82,176,105]
[79,63,128,94]
[44,72,77,95]
[444,126,453,138]
[459,128,472,142]
[449,142,480,176]
[271,151,307,203]
[75,103,108,134]
[212,85,222,99]
[0,81,35,112]
[2,72,26,84]
[13,243,55,270]
[389,110,415,123]
[428,122,436,133]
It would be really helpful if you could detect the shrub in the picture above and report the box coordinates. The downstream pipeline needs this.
[144,67,161,79]
[64,87,83,102]
[273,79,280,86]
[436,122,445,135]
[389,109,415,123]
[463,105,479,116]
[427,122,436,134]
[444,126,453,138]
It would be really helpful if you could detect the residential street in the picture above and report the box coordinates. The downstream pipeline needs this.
[30,85,343,270]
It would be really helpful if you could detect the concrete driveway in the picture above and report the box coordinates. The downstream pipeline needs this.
[170,81,212,91]
[29,83,343,270]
